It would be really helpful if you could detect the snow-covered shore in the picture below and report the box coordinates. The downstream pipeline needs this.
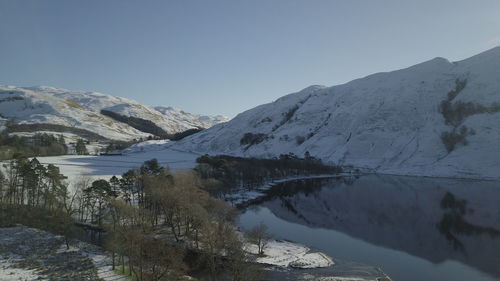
[245,239,334,269]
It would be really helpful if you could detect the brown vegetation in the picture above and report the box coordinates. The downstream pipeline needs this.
[0,157,266,281]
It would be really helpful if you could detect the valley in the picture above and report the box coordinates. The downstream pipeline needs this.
[1,47,500,281]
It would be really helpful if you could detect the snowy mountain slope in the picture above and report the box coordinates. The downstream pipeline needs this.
[170,47,500,179]
[0,86,150,140]
[154,106,229,132]
[0,86,227,141]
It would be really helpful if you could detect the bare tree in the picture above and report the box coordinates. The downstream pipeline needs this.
[246,222,272,256]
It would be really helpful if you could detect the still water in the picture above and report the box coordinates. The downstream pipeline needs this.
[238,175,500,281]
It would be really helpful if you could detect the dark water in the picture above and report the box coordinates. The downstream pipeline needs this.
[238,175,500,281]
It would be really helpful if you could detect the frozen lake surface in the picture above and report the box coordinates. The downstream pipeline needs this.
[34,147,199,183]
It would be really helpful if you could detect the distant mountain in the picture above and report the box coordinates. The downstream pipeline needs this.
[0,86,227,141]
[170,46,500,179]
[154,106,229,132]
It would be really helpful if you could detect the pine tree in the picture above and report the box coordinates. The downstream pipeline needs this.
[75,139,88,155]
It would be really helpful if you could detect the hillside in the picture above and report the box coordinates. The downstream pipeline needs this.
[170,47,500,179]
[155,106,229,131]
[0,86,227,141]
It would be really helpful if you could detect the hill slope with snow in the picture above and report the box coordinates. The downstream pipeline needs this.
[154,106,229,132]
[171,47,500,179]
[0,86,227,141]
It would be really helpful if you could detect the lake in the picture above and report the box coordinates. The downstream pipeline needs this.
[238,175,500,281]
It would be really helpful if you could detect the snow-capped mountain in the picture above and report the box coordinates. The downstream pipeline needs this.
[154,106,229,132]
[0,86,227,141]
[171,46,500,179]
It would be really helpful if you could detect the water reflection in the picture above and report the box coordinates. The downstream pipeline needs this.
[241,175,500,281]
[438,192,500,253]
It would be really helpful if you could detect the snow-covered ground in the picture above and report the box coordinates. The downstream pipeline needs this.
[33,146,199,185]
[303,277,388,281]
[76,242,128,281]
[120,139,171,154]
[155,106,229,131]
[0,258,41,281]
[245,239,334,269]
[0,226,126,281]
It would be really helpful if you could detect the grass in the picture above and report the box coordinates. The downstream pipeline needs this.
[65,99,85,109]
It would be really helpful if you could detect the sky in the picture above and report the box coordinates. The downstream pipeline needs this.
[1,0,500,117]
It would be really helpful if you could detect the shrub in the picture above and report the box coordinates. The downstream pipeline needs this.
[272,104,300,131]
[260,117,272,123]
[447,78,467,101]
[240,133,267,146]
[441,126,474,152]
[295,135,305,145]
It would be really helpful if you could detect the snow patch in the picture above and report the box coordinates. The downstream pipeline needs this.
[245,239,334,269]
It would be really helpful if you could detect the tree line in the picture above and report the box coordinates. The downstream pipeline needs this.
[0,132,68,160]
[101,109,204,141]
[6,123,106,141]
[0,154,74,248]
[195,153,342,197]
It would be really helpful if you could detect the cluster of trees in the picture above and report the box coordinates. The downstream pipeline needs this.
[240,133,268,147]
[0,155,270,280]
[439,78,468,126]
[100,110,170,138]
[101,109,204,141]
[272,104,300,132]
[440,100,500,127]
[75,138,89,155]
[436,78,500,152]
[195,153,342,196]
[170,128,203,141]
[104,139,143,153]
[0,132,68,160]
[0,155,74,247]
[438,192,500,251]
[440,125,475,152]
[23,158,264,281]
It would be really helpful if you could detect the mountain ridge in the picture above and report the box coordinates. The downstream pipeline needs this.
[0,85,228,141]
[168,46,500,179]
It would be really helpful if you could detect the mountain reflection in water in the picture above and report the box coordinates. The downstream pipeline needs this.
[239,175,500,281]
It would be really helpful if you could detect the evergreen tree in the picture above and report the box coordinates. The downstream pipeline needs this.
[75,139,89,155]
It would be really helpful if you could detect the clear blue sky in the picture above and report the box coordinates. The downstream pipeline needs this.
[1,0,499,117]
